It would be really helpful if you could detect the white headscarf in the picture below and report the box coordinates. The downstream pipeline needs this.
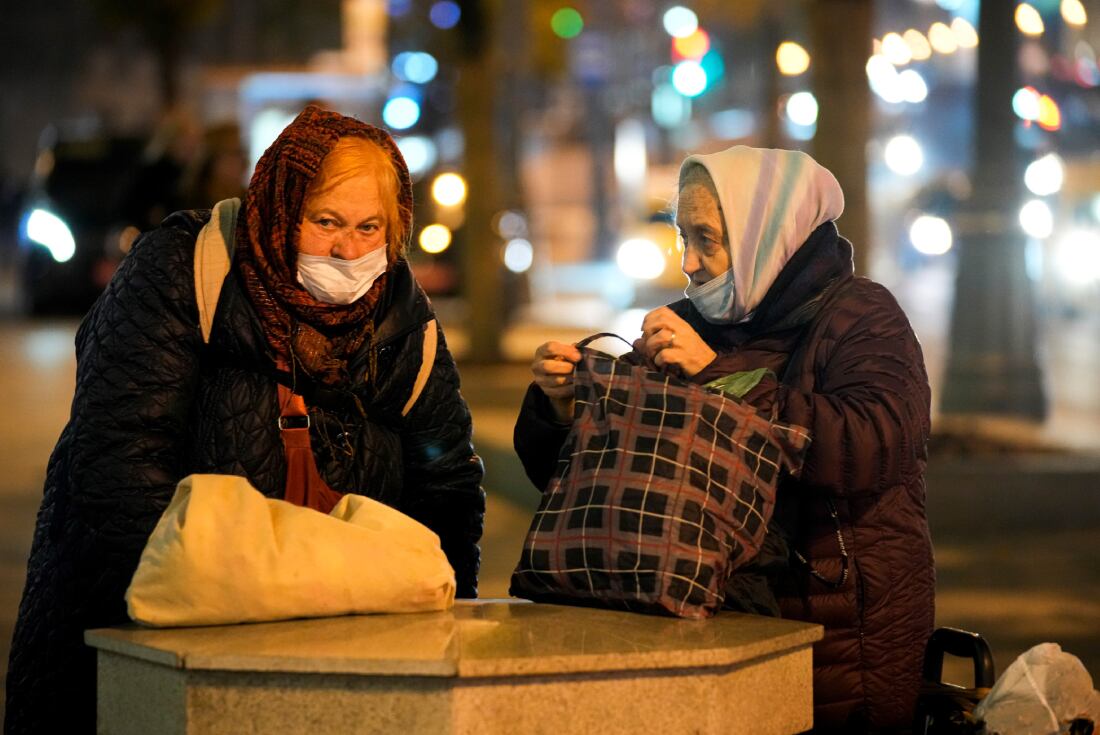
[680,146,844,323]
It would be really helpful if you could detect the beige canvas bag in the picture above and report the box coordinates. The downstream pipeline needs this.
[126,474,456,627]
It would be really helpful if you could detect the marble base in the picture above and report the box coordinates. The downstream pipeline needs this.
[89,600,821,735]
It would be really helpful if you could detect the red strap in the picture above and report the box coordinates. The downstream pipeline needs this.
[276,367,345,514]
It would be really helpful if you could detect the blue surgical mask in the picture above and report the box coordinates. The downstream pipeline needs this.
[685,269,737,324]
[296,248,388,304]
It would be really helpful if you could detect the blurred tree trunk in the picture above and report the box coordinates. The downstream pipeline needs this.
[456,0,506,362]
[808,0,871,275]
[941,0,1045,419]
[760,16,783,149]
[92,0,222,110]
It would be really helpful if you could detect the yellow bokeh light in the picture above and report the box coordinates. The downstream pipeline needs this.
[903,29,932,61]
[672,29,710,60]
[882,32,912,66]
[928,22,958,55]
[1015,3,1045,36]
[419,224,452,254]
[951,17,979,49]
[776,41,811,76]
[1062,0,1087,26]
[431,173,467,207]
[1038,95,1061,131]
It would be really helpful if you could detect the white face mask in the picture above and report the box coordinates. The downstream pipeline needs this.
[296,248,388,304]
[685,268,737,324]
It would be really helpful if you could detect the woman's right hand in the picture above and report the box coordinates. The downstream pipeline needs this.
[531,341,581,423]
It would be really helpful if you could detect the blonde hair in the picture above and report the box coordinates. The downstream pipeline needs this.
[305,136,409,260]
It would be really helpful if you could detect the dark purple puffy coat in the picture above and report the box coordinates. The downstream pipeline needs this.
[515,223,934,731]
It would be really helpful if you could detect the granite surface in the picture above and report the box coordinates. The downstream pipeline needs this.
[86,599,822,678]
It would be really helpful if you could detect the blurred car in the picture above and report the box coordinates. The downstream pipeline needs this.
[18,126,144,315]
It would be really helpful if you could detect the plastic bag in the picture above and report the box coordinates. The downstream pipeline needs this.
[126,474,456,626]
[975,643,1099,735]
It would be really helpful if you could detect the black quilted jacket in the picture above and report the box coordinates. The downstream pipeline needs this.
[5,210,485,734]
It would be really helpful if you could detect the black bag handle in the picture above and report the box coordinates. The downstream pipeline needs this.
[575,332,635,351]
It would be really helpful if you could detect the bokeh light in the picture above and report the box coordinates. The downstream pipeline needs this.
[928,22,958,54]
[661,6,698,38]
[776,42,810,76]
[387,0,412,17]
[673,29,711,61]
[671,60,708,97]
[1062,0,1088,26]
[786,92,819,126]
[1013,86,1042,120]
[503,238,534,273]
[419,224,452,254]
[392,52,439,84]
[867,54,905,103]
[431,172,468,207]
[382,96,420,130]
[1015,3,1045,36]
[551,7,584,38]
[899,69,929,103]
[429,1,461,29]
[396,136,438,178]
[494,210,528,239]
[910,215,953,256]
[26,208,76,263]
[903,29,932,61]
[1038,94,1062,130]
[951,18,979,48]
[616,238,665,280]
[1024,154,1065,196]
[1019,199,1054,239]
[884,135,924,176]
[882,32,912,66]
[651,82,691,128]
[1054,229,1100,285]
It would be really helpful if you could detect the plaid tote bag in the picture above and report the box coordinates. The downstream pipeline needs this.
[510,339,811,619]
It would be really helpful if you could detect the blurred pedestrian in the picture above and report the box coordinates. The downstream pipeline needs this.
[515,146,934,733]
[178,121,247,210]
[6,105,485,733]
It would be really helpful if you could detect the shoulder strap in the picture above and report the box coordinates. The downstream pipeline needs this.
[401,319,438,416]
[194,197,240,344]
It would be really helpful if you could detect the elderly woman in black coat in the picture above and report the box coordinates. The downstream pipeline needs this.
[6,106,485,734]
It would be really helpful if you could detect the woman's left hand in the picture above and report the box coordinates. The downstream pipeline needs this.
[634,307,716,378]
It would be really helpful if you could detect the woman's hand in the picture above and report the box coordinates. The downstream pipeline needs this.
[531,341,582,423]
[634,307,716,378]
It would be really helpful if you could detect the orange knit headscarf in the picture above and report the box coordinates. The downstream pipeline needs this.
[234,106,414,387]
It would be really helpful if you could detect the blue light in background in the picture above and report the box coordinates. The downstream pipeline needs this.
[383,97,421,130]
[429,1,461,29]
[392,52,439,84]
[387,0,412,17]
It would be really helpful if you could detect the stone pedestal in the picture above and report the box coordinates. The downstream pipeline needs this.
[87,599,822,734]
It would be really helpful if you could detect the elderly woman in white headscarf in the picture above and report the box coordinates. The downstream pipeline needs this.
[515,146,934,733]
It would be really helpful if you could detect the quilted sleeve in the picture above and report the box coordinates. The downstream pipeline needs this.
[773,283,931,497]
[59,224,203,601]
[397,321,486,598]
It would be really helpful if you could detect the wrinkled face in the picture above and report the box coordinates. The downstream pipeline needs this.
[676,181,730,285]
[296,173,388,259]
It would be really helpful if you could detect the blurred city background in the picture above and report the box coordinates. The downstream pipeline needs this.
[1,0,1099,720]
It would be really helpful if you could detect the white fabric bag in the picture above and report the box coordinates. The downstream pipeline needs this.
[126,474,456,627]
[974,643,1099,735]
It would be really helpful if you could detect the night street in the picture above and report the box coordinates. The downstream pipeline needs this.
[1,313,1098,725]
